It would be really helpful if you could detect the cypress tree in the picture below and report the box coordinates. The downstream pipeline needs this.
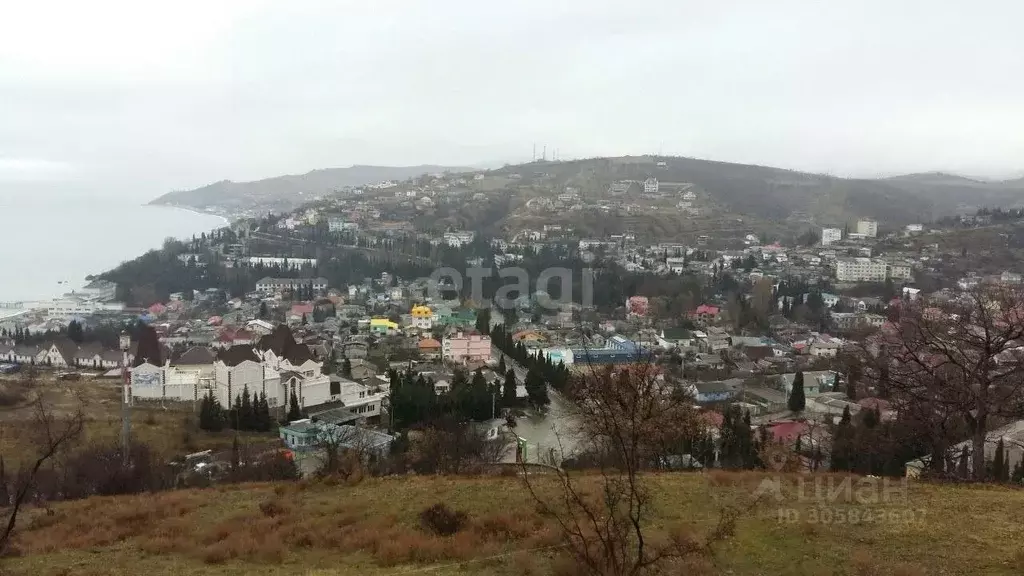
[788,371,806,412]
[240,385,254,431]
[994,439,1006,482]
[287,390,302,422]
[503,369,517,406]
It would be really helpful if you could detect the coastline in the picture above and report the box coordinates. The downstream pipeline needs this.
[145,203,232,227]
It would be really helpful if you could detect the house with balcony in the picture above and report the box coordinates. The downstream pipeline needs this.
[443,332,491,364]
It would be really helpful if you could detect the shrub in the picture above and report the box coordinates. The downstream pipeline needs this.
[259,497,290,518]
[419,503,467,536]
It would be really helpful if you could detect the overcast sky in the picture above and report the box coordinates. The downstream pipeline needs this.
[2,0,1023,197]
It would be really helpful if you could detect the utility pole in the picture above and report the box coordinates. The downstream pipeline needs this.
[120,341,132,469]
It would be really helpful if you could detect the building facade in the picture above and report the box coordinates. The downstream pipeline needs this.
[821,228,842,246]
[835,258,887,282]
[442,332,491,363]
[856,220,878,237]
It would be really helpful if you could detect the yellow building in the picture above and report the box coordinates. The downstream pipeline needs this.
[370,318,399,335]
[410,305,433,329]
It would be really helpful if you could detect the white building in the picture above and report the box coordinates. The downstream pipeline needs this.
[666,257,687,274]
[246,257,318,268]
[255,277,329,294]
[131,327,334,415]
[835,258,887,282]
[443,231,475,247]
[887,262,914,281]
[905,224,924,234]
[45,297,124,321]
[856,220,878,238]
[821,228,843,246]
[643,177,659,194]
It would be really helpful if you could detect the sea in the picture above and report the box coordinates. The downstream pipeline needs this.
[0,187,227,306]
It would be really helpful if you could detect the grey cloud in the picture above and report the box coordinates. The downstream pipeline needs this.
[2,0,1023,199]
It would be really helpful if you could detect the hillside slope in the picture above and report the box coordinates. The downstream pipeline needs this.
[492,156,1024,225]
[8,473,1024,575]
[149,165,469,214]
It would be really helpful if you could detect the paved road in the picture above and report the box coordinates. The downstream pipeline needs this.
[491,345,580,465]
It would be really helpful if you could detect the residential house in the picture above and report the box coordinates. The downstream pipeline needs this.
[418,338,442,360]
[369,318,399,335]
[656,327,693,349]
[688,379,743,404]
[442,332,491,364]
[410,305,433,330]
[692,304,721,325]
[777,370,840,397]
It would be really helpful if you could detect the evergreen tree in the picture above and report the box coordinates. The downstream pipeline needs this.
[342,358,352,379]
[287,390,302,422]
[957,445,970,479]
[256,391,271,432]
[497,355,507,376]
[240,385,254,431]
[132,322,163,367]
[502,369,517,406]
[259,302,269,320]
[830,406,854,472]
[524,367,549,407]
[230,394,243,429]
[1012,459,1024,484]
[788,371,806,412]
[67,320,84,344]
[994,439,1006,482]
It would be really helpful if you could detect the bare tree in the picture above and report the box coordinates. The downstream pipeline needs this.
[411,419,511,474]
[1,397,84,555]
[520,362,743,576]
[866,286,1024,478]
[311,422,371,480]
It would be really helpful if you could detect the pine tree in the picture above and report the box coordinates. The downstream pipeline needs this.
[502,369,517,406]
[498,355,507,375]
[788,371,806,412]
[342,358,352,379]
[287,390,302,422]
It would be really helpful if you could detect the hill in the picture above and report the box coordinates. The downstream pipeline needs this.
[487,156,1024,228]
[148,165,470,215]
[7,472,1024,575]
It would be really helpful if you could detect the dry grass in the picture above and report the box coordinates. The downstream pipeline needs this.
[4,472,1024,575]
[0,377,275,462]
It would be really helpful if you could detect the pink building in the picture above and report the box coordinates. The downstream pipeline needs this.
[442,332,491,364]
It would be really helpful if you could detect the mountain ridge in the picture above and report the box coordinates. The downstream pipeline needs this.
[148,164,472,214]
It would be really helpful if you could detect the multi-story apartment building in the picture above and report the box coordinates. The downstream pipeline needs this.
[821,228,843,246]
[856,220,878,237]
[835,257,888,282]
[442,332,491,364]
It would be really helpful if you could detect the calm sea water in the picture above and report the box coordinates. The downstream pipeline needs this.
[0,188,226,302]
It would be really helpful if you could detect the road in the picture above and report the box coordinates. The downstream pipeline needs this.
[491,345,580,465]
